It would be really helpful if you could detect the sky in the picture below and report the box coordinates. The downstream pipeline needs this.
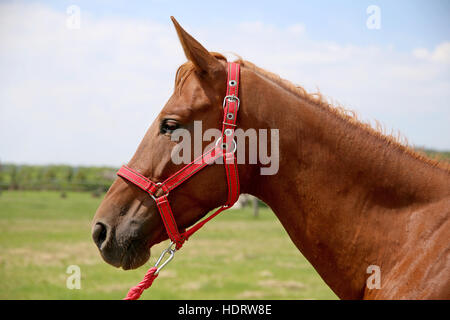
[0,0,449,166]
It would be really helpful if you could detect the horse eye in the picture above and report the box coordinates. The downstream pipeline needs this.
[160,119,179,134]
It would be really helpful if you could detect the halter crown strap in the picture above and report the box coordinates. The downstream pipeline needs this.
[222,62,240,206]
[117,62,241,250]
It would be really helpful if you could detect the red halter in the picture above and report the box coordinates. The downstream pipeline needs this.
[118,62,240,249]
[118,62,241,299]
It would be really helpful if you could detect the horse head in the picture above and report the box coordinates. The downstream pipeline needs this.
[91,17,248,270]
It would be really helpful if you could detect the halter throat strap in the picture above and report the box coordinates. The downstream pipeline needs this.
[117,62,241,249]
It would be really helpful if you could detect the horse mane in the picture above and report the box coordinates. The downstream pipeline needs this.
[174,53,450,171]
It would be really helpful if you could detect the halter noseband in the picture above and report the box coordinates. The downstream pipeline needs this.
[117,62,241,250]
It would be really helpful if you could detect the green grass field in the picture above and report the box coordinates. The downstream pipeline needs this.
[0,191,337,300]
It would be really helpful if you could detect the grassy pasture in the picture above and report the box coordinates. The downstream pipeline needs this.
[0,191,336,300]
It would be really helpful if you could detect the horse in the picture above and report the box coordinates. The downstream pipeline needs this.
[92,17,450,299]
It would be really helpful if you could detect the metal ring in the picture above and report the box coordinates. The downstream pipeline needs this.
[224,128,233,136]
[228,80,237,87]
[149,182,168,201]
[215,137,237,154]
[226,113,234,120]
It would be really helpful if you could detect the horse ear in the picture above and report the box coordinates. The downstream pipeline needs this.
[171,16,224,76]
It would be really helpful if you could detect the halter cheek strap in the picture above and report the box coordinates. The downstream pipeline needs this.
[117,62,241,250]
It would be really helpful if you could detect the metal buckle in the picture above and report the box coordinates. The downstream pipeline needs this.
[223,95,240,111]
[154,241,176,275]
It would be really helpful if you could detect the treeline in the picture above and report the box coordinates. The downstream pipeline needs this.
[0,164,117,192]
[418,148,450,162]
[0,148,448,192]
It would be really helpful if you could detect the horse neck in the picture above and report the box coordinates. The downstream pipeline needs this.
[238,66,450,299]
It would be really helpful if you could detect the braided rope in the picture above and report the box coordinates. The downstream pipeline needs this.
[123,267,159,300]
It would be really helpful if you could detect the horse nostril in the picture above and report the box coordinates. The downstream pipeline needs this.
[92,222,108,249]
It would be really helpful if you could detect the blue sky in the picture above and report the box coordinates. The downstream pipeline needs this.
[41,0,450,50]
[0,1,449,165]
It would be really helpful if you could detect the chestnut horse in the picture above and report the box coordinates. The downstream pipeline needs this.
[92,17,450,299]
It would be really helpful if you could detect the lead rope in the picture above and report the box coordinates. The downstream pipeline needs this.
[123,205,231,300]
[124,241,176,300]
[124,267,158,300]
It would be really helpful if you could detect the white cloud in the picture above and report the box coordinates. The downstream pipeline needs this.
[0,3,184,165]
[287,24,305,35]
[413,42,450,64]
[0,4,449,166]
